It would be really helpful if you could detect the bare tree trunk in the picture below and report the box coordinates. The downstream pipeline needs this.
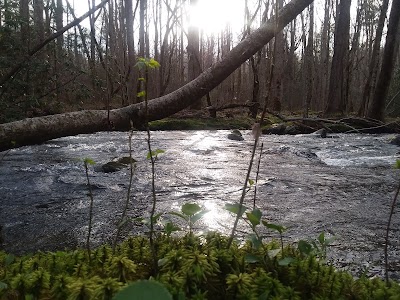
[19,0,30,50]
[188,0,202,109]
[358,0,390,117]
[246,0,263,118]
[318,0,331,111]
[136,0,147,102]
[367,0,400,121]
[33,0,45,44]
[271,0,285,112]
[0,0,314,151]
[303,2,314,117]
[325,0,351,116]
[126,0,136,104]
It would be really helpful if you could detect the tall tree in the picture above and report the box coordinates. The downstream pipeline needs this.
[358,0,390,117]
[0,0,315,151]
[325,0,351,115]
[187,0,202,109]
[19,0,30,50]
[367,0,400,121]
[33,0,45,43]
[125,0,136,104]
[303,2,314,117]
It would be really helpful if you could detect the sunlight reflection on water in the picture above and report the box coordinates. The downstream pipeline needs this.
[201,201,232,232]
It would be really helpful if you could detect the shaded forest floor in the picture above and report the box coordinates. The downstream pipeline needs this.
[149,108,400,134]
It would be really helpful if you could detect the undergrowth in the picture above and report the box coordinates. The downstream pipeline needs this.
[1,232,399,299]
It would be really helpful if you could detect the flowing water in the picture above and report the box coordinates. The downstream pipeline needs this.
[0,130,399,279]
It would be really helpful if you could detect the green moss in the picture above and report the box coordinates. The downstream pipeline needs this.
[148,117,254,130]
[0,233,398,299]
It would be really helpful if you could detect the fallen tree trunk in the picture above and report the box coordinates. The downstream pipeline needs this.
[0,0,313,152]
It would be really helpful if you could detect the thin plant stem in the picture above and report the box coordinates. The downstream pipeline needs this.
[227,5,279,249]
[84,160,94,261]
[143,67,158,274]
[112,129,135,254]
[253,142,264,210]
[227,138,259,248]
[384,178,400,283]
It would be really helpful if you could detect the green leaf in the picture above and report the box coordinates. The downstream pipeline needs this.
[246,209,262,227]
[248,234,262,250]
[146,149,165,159]
[164,222,181,235]
[191,210,209,225]
[113,280,172,300]
[224,203,248,217]
[278,257,295,266]
[138,77,146,82]
[148,58,161,69]
[0,282,8,290]
[134,58,147,70]
[137,91,146,98]
[298,240,313,255]
[169,211,188,222]
[244,254,260,263]
[83,158,95,165]
[318,232,325,245]
[248,179,255,186]
[5,254,15,266]
[262,221,286,234]
[181,203,202,216]
[396,159,400,169]
[152,212,163,222]
[158,258,168,267]
[267,249,281,259]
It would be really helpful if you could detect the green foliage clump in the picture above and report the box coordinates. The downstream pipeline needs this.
[1,233,399,299]
[148,117,254,131]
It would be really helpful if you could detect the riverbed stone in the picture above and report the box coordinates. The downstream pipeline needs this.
[263,123,286,135]
[93,156,137,173]
[311,128,327,138]
[227,130,244,141]
[390,135,400,146]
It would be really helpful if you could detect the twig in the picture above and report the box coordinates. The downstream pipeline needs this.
[112,128,136,254]
[84,160,95,261]
[384,175,400,283]
[253,143,264,210]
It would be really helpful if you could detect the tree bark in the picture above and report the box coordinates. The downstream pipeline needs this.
[358,0,390,117]
[324,0,351,116]
[0,0,314,151]
[188,0,202,109]
[366,0,400,121]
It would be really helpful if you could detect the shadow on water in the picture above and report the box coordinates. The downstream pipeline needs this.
[0,130,399,279]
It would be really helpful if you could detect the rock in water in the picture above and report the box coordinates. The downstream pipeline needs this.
[117,156,137,164]
[312,128,327,138]
[101,161,127,173]
[390,135,400,146]
[228,130,244,141]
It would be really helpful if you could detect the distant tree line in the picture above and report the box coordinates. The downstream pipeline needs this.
[0,0,400,123]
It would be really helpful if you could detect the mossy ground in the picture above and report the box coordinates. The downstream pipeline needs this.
[149,117,254,131]
[1,233,399,299]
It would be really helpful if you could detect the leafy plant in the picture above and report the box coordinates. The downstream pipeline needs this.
[169,203,209,234]
[135,57,161,274]
[113,124,137,254]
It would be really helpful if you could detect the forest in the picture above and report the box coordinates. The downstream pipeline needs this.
[2,1,400,298]
[1,0,400,134]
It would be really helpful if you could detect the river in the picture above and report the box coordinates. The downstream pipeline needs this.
[0,130,399,279]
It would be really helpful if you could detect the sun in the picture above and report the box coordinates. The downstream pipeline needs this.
[188,0,244,36]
